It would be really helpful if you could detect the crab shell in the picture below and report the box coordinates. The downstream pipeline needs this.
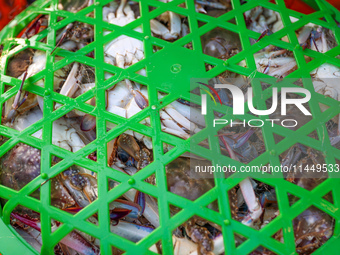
[0,143,75,217]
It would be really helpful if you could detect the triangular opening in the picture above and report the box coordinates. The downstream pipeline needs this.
[111,245,125,255]
[104,71,115,80]
[162,142,175,154]
[251,246,276,254]
[273,133,285,144]
[51,218,62,232]
[86,11,95,18]
[307,129,319,141]
[87,50,95,58]
[252,46,297,78]
[318,101,335,112]
[139,116,151,127]
[207,199,219,212]
[52,100,64,112]
[108,177,120,191]
[84,96,96,107]
[289,16,299,23]
[261,81,272,91]
[169,203,182,219]
[31,129,43,139]
[152,43,164,54]
[28,185,40,201]
[298,23,337,53]
[204,60,217,73]
[182,39,193,50]
[149,240,162,254]
[178,2,187,9]
[52,22,94,53]
[234,232,247,247]
[199,138,210,150]
[280,34,290,43]
[323,191,334,204]
[197,19,208,28]
[54,55,65,64]
[272,229,284,243]
[87,150,97,162]
[106,120,118,131]
[288,193,301,206]
[144,172,156,186]
[86,211,99,226]
[135,66,147,77]
[51,154,63,165]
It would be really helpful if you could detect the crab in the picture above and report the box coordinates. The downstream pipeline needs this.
[3,43,78,122]
[107,133,152,170]
[147,157,218,255]
[103,0,144,73]
[1,107,156,252]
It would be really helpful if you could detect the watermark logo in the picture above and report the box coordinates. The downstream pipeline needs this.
[201,84,311,116]
[198,82,311,128]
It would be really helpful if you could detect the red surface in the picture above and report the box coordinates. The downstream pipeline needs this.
[0,0,339,30]
[0,0,28,29]
[326,0,340,10]
[282,0,316,14]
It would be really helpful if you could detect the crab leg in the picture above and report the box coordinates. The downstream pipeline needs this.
[121,188,160,228]
[55,62,83,109]
[58,62,81,98]
[11,213,100,255]
[196,0,227,10]
[51,23,74,54]
[5,70,28,122]
[160,110,187,132]
[158,94,205,127]
[220,137,263,226]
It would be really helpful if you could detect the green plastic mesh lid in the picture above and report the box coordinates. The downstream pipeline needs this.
[0,0,340,254]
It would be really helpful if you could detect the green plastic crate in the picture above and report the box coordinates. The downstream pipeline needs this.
[0,0,340,254]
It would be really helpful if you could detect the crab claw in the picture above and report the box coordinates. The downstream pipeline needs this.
[110,198,142,218]
[150,12,181,40]
[134,190,146,214]
[11,213,100,255]
[62,206,83,214]
[110,208,132,221]
[240,178,263,226]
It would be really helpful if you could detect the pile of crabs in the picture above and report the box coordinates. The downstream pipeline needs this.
[0,0,339,254]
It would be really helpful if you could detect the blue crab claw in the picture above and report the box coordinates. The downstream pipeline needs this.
[134,190,146,214]
[110,199,142,219]
[11,213,100,255]
[110,208,132,222]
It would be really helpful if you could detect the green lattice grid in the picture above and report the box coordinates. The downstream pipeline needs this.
[0,0,340,254]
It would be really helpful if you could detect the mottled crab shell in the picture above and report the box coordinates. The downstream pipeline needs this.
[0,143,41,192]
[294,207,334,254]
[160,157,215,204]
[0,143,76,215]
